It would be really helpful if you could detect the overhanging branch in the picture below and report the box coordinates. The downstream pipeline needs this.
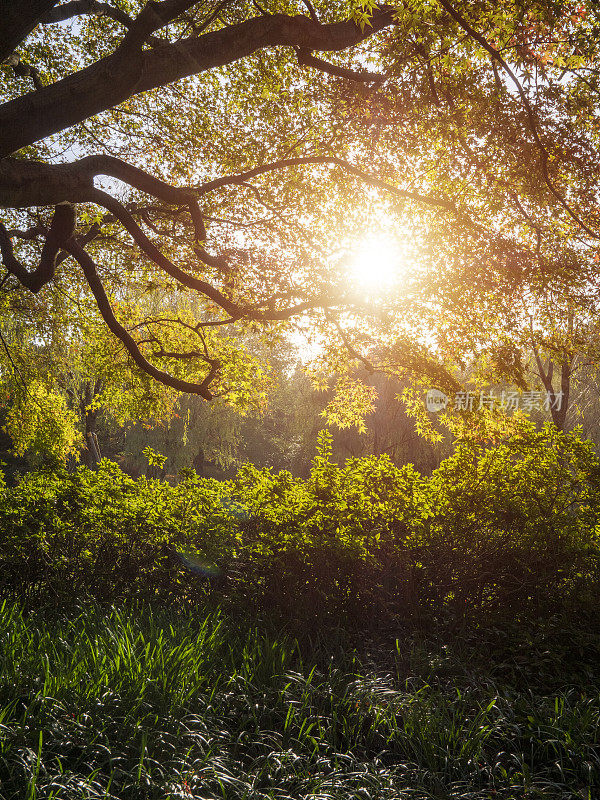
[86,188,240,315]
[40,0,133,27]
[0,0,60,63]
[65,238,218,398]
[0,7,396,156]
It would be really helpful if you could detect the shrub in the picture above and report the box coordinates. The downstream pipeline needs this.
[0,422,598,625]
[409,421,600,619]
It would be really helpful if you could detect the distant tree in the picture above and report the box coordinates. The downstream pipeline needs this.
[0,281,178,465]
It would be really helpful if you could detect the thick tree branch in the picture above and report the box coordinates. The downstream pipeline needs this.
[300,0,319,24]
[85,188,326,322]
[76,154,208,240]
[87,188,240,314]
[0,203,75,292]
[0,0,59,63]
[79,154,198,205]
[0,155,208,251]
[117,0,201,52]
[0,158,97,207]
[1,148,525,314]
[0,8,395,156]
[40,0,133,27]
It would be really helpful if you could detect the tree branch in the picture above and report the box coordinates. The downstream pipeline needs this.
[0,0,60,63]
[0,203,75,292]
[437,0,600,240]
[0,7,396,156]
[65,238,218,398]
[197,155,341,193]
[197,154,459,214]
[40,0,133,27]
[300,0,319,24]
[117,0,201,53]
[4,222,47,240]
[86,187,325,322]
[86,187,240,315]
[296,48,383,83]
[329,316,375,373]
[0,328,28,394]
[7,56,44,90]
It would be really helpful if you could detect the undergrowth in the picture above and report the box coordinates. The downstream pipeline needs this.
[1,420,599,629]
[0,601,597,799]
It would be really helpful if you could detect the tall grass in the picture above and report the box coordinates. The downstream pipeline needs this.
[0,601,597,799]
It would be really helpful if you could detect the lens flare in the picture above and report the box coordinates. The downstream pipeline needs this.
[174,550,221,578]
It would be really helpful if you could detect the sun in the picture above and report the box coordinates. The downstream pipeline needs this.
[349,233,405,292]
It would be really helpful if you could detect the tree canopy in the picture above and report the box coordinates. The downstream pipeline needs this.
[1,0,600,419]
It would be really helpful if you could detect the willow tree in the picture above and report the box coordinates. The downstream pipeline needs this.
[1,0,599,412]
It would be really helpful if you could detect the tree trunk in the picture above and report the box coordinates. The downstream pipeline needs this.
[532,345,572,431]
[80,379,103,467]
[85,417,102,467]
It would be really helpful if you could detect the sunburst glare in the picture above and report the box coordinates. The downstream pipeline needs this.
[349,232,406,292]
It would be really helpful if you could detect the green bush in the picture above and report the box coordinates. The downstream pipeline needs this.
[408,421,600,618]
[1,422,599,624]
